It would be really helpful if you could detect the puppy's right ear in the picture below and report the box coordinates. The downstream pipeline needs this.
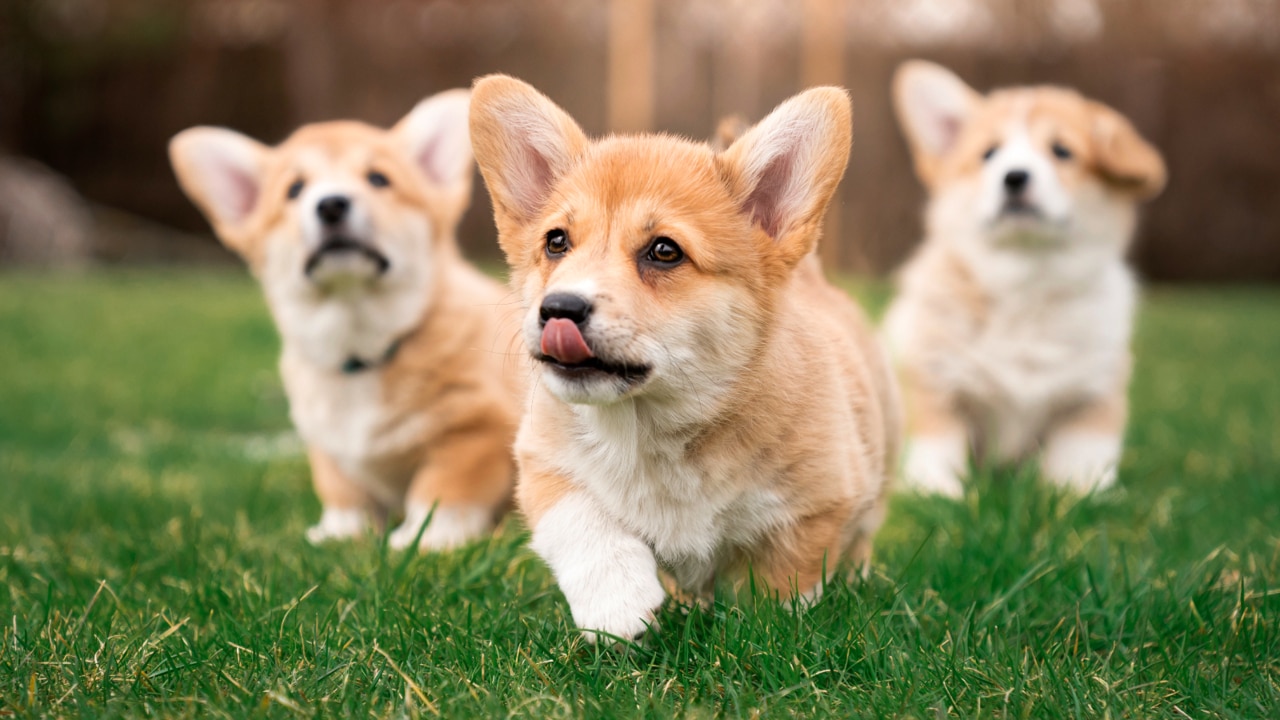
[893,60,980,186]
[469,75,588,247]
[169,127,268,253]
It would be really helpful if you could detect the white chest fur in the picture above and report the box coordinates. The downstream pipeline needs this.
[281,353,428,504]
[270,281,433,504]
[549,400,792,571]
[965,262,1133,409]
[890,251,1136,460]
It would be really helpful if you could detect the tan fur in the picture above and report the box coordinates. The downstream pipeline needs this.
[170,92,523,548]
[885,60,1165,495]
[472,75,899,638]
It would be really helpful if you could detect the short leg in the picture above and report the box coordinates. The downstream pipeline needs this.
[524,474,665,643]
[846,493,888,580]
[388,426,513,552]
[1041,392,1127,493]
[752,505,852,607]
[306,448,377,544]
[900,376,969,498]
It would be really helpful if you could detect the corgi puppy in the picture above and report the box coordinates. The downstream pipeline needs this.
[169,90,522,550]
[884,61,1166,497]
[470,76,900,642]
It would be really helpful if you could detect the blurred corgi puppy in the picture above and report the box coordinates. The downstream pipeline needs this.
[170,90,522,550]
[470,76,900,642]
[884,61,1166,497]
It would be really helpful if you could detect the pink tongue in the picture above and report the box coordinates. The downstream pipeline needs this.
[541,318,595,364]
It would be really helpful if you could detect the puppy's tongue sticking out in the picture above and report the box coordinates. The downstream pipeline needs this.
[541,318,595,364]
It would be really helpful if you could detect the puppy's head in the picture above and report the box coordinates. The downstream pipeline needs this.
[893,60,1165,250]
[470,75,850,406]
[169,90,473,295]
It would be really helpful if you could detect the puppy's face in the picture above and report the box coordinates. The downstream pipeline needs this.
[170,90,474,298]
[893,61,1166,250]
[470,76,851,406]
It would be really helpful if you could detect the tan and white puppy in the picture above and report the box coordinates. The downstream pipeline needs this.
[470,76,900,642]
[170,91,522,550]
[884,61,1166,497]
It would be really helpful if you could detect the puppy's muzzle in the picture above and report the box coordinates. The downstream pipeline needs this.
[539,293,592,327]
[304,237,390,276]
[535,292,650,382]
[539,293,595,364]
[999,169,1042,217]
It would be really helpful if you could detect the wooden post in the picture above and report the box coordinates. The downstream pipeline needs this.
[608,0,655,133]
[801,0,848,272]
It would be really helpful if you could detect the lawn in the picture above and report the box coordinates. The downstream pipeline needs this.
[1,269,1277,718]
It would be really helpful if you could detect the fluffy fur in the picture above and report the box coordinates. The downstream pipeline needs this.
[883,60,1166,497]
[470,75,900,642]
[169,90,523,550]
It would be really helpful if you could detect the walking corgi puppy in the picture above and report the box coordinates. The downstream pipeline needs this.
[884,60,1166,497]
[470,76,900,642]
[169,90,522,550]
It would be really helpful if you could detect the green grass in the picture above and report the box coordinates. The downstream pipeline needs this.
[1,269,1278,718]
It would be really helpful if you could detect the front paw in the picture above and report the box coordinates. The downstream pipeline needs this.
[566,573,667,644]
[1041,431,1121,493]
[388,503,492,552]
[901,436,967,498]
[306,507,370,544]
[530,492,667,643]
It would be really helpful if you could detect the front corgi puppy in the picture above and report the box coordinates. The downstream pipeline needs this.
[471,75,900,642]
[170,90,522,550]
[884,61,1166,497]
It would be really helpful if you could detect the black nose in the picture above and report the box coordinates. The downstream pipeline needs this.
[1004,170,1030,193]
[539,293,592,326]
[316,195,350,226]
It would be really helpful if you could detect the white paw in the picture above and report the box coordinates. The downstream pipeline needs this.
[306,507,370,544]
[566,570,667,643]
[901,435,967,498]
[531,493,667,643]
[388,503,492,552]
[1041,431,1122,493]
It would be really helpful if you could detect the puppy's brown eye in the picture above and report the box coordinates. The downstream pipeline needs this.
[287,179,305,200]
[545,229,569,258]
[367,170,391,188]
[645,237,683,266]
[1051,142,1073,161]
[982,145,999,162]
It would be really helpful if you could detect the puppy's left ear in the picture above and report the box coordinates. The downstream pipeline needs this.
[718,86,852,267]
[1088,101,1166,200]
[393,89,474,198]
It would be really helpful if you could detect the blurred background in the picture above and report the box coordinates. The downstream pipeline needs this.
[1,0,1278,281]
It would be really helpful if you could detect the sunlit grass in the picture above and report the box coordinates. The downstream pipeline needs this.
[1,269,1277,718]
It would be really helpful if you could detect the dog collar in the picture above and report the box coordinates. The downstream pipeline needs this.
[341,336,406,375]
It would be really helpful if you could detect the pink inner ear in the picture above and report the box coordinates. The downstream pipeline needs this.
[938,116,960,151]
[227,170,258,219]
[211,160,258,223]
[417,135,446,185]
[512,144,554,217]
[743,152,794,239]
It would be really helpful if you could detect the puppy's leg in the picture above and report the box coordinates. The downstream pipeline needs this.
[1041,391,1127,493]
[389,423,513,552]
[753,506,850,607]
[846,492,888,579]
[307,448,377,544]
[900,377,969,498]
[521,469,666,643]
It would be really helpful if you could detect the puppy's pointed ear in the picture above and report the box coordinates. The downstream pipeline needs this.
[394,89,474,194]
[169,127,268,251]
[1088,101,1166,200]
[469,75,588,236]
[718,86,851,267]
[893,60,980,185]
